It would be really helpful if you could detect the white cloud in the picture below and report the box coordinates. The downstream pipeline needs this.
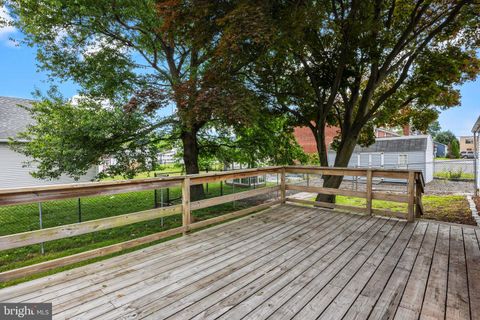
[0,6,17,47]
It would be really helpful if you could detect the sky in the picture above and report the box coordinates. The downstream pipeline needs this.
[0,11,478,137]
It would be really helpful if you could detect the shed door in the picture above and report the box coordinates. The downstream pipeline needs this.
[370,153,384,168]
[359,154,370,168]
[359,153,384,168]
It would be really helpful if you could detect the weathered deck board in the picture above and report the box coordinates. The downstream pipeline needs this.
[0,204,478,320]
[419,224,450,320]
[446,226,470,320]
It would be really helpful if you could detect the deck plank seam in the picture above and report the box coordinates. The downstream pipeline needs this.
[445,226,451,320]
[462,228,472,320]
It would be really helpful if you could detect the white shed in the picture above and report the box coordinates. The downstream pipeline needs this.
[0,96,98,188]
[328,135,434,183]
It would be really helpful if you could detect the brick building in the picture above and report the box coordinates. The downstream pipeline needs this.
[294,126,400,154]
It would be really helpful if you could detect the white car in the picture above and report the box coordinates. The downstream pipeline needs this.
[461,151,475,159]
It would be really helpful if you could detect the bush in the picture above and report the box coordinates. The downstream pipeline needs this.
[448,139,461,159]
[448,169,463,179]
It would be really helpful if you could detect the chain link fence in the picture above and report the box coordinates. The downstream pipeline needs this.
[433,159,475,180]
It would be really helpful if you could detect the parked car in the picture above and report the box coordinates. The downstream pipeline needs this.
[461,151,475,159]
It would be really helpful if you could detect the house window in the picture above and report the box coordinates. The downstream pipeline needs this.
[398,154,408,169]
[465,138,473,144]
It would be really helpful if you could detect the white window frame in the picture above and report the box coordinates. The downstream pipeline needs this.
[398,154,408,169]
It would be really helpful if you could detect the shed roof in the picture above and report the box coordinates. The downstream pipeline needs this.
[472,115,480,133]
[0,96,34,141]
[354,135,428,153]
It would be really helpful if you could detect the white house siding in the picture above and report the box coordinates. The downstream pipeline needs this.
[325,136,434,183]
[424,135,434,182]
[0,143,98,189]
[327,152,357,167]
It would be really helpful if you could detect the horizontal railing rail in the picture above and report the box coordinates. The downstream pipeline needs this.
[284,166,424,221]
[0,165,424,282]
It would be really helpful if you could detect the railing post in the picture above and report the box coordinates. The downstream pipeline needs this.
[281,167,286,203]
[415,180,423,218]
[407,171,415,222]
[182,177,191,235]
[366,170,373,215]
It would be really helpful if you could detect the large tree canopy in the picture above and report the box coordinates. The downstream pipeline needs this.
[222,0,480,201]
[3,0,264,199]
[198,114,308,168]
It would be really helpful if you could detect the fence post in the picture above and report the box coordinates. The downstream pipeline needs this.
[38,202,45,255]
[160,188,164,227]
[154,189,158,208]
[407,171,415,222]
[281,167,286,204]
[232,179,236,209]
[182,177,191,235]
[77,198,82,222]
[366,170,373,216]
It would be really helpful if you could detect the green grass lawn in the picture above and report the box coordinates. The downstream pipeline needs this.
[0,180,272,287]
[434,171,474,180]
[333,194,475,225]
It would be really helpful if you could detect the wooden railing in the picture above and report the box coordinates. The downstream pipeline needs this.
[0,166,424,281]
[283,166,425,221]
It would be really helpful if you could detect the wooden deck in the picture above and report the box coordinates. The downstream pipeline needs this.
[1,204,479,320]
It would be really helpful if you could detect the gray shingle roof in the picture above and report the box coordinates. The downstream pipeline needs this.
[354,136,428,153]
[0,96,35,140]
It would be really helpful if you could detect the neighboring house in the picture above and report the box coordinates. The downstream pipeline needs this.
[293,125,339,154]
[327,135,435,183]
[0,96,98,188]
[375,128,401,138]
[460,136,475,152]
[434,142,448,158]
[158,149,179,165]
[294,125,404,154]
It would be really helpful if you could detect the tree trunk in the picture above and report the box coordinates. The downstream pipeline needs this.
[181,129,205,201]
[315,133,358,203]
[312,123,329,167]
